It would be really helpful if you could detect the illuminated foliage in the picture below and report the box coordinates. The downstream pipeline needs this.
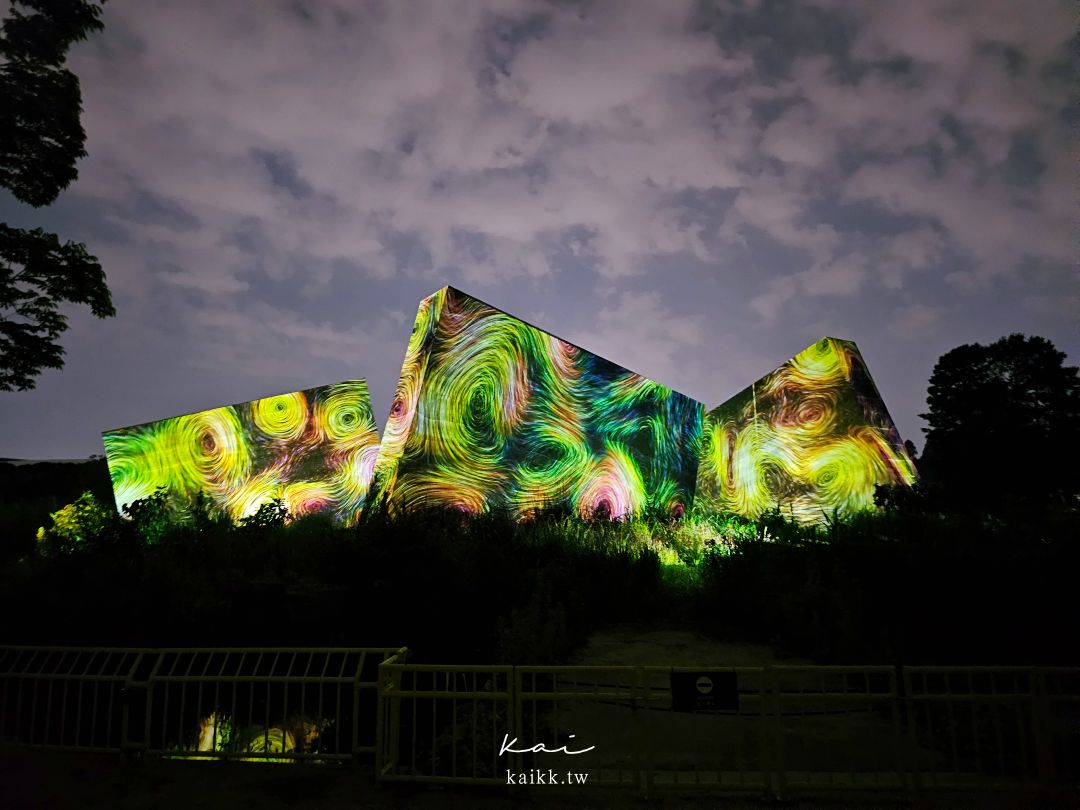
[35,489,112,552]
[101,380,380,525]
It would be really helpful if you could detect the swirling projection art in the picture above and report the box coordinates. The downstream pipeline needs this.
[372,286,703,519]
[694,337,918,523]
[102,380,380,525]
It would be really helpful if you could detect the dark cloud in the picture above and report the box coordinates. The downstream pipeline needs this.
[0,0,1074,458]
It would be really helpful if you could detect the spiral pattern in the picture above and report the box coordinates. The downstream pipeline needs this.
[374,287,701,519]
[103,380,378,525]
[370,288,447,504]
[226,466,284,521]
[103,290,915,529]
[695,337,918,523]
[102,428,171,509]
[574,444,647,519]
[330,443,382,523]
[316,381,378,448]
[252,392,308,441]
[283,480,335,518]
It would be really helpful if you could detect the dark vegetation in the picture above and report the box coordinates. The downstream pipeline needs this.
[2,332,1077,667]
[1,466,1075,667]
[919,334,1079,511]
[0,456,113,558]
[4,328,1075,665]
[1,0,114,391]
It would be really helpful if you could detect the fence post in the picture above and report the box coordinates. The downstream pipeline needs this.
[511,666,522,783]
[142,651,165,757]
[120,650,148,756]
[891,664,908,796]
[904,667,924,796]
[772,667,787,798]
[1031,669,1056,785]
[374,659,385,777]
[375,654,402,780]
[758,667,771,796]
[352,664,362,764]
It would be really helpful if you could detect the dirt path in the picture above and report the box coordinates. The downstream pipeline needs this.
[568,626,809,667]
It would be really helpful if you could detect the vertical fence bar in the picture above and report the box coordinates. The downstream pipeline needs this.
[1031,669,1055,785]
[771,667,786,796]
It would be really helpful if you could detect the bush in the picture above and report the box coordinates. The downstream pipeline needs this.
[4,484,1076,665]
[36,491,115,555]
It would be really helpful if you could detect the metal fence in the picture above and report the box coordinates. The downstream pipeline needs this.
[0,646,405,762]
[0,647,148,753]
[377,662,1080,799]
[375,655,513,784]
[4,648,1077,799]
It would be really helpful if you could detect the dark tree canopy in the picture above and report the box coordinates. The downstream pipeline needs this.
[920,334,1080,509]
[0,0,112,391]
[0,224,114,390]
[0,0,104,206]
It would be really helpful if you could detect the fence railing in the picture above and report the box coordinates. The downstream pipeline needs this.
[0,647,148,753]
[375,659,514,785]
[377,662,1080,799]
[0,646,406,762]
[4,648,1077,799]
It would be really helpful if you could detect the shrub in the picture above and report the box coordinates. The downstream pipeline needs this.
[36,491,115,555]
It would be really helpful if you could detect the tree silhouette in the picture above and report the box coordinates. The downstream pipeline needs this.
[920,334,1079,510]
[0,0,113,391]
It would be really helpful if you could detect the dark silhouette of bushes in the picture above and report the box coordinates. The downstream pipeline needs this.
[2,475,1076,667]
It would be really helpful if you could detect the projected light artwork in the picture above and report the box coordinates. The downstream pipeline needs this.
[371,287,703,519]
[100,288,917,526]
[694,338,918,523]
[102,380,380,525]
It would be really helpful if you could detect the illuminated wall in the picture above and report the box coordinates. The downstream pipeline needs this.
[694,337,918,523]
[102,380,380,525]
[100,292,916,527]
[372,287,703,519]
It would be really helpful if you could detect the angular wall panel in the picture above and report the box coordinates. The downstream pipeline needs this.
[102,380,379,525]
[694,337,917,523]
[371,287,703,519]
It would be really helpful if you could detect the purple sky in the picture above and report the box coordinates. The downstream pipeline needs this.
[0,0,1075,459]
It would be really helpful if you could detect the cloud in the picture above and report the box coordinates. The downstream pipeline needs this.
[1,0,1074,457]
[565,289,709,399]
[68,0,1073,309]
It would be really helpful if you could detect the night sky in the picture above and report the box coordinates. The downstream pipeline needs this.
[0,0,1075,459]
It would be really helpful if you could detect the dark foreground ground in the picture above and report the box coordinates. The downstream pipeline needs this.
[2,751,1073,810]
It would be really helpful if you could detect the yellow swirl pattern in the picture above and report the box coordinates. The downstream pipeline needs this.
[695,337,918,523]
[373,287,702,519]
[252,392,308,441]
[103,380,378,525]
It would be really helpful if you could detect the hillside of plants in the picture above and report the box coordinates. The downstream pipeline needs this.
[1,454,1075,668]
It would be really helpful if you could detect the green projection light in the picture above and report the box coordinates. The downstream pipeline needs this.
[101,290,917,527]
[102,380,380,525]
[694,337,917,523]
[370,287,702,520]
